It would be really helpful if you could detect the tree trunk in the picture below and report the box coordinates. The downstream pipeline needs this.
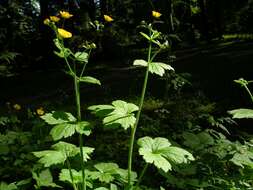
[199,0,209,40]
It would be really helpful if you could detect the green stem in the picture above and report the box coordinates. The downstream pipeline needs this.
[127,42,152,187]
[73,65,86,190]
[243,84,253,103]
[66,158,78,190]
[136,163,149,188]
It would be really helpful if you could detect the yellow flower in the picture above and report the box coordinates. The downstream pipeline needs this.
[104,15,113,22]
[43,18,50,25]
[58,28,72,38]
[36,107,45,116]
[50,16,60,22]
[152,11,162,18]
[13,104,21,110]
[59,11,73,19]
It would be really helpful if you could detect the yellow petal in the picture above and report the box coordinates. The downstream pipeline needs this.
[60,11,73,19]
[58,28,72,38]
[36,107,45,116]
[50,16,60,22]
[13,104,21,110]
[104,15,113,22]
[43,18,50,25]
[152,11,162,18]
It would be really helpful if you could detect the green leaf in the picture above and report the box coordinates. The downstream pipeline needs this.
[33,150,66,167]
[78,76,101,85]
[50,121,92,141]
[162,147,194,164]
[149,62,174,77]
[74,51,88,63]
[52,141,79,157]
[81,147,95,161]
[133,60,174,77]
[0,182,17,190]
[133,59,148,67]
[140,32,151,41]
[50,123,76,141]
[88,100,139,130]
[114,168,137,185]
[59,169,93,188]
[32,169,61,188]
[138,136,194,172]
[228,108,253,119]
[75,121,92,136]
[230,151,253,168]
[41,111,76,125]
[88,163,119,183]
[59,169,82,184]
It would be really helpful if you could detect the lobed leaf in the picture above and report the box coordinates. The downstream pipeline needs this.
[88,100,139,130]
[138,136,194,172]
[41,111,76,125]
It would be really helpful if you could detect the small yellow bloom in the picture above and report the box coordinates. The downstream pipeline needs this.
[104,15,113,22]
[50,16,60,22]
[58,28,72,38]
[36,107,45,116]
[152,11,162,18]
[13,104,21,110]
[43,18,50,25]
[60,11,73,19]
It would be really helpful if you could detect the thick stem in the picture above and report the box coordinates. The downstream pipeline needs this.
[127,43,152,187]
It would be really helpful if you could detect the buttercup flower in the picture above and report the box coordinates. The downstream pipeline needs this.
[43,18,50,25]
[152,11,162,18]
[58,28,72,38]
[60,11,73,19]
[104,15,113,22]
[13,104,21,110]
[36,107,45,116]
[50,16,60,22]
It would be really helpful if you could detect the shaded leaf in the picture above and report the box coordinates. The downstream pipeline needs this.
[32,169,61,188]
[89,163,119,183]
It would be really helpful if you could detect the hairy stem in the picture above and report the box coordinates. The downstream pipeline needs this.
[127,42,152,187]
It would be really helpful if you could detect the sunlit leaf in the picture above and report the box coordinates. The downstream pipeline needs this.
[78,76,101,85]
[52,141,79,157]
[50,123,76,141]
[133,60,174,77]
[228,108,253,119]
[75,121,92,136]
[74,51,88,63]
[88,100,139,130]
[33,150,66,167]
[138,136,194,172]
[41,111,76,125]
